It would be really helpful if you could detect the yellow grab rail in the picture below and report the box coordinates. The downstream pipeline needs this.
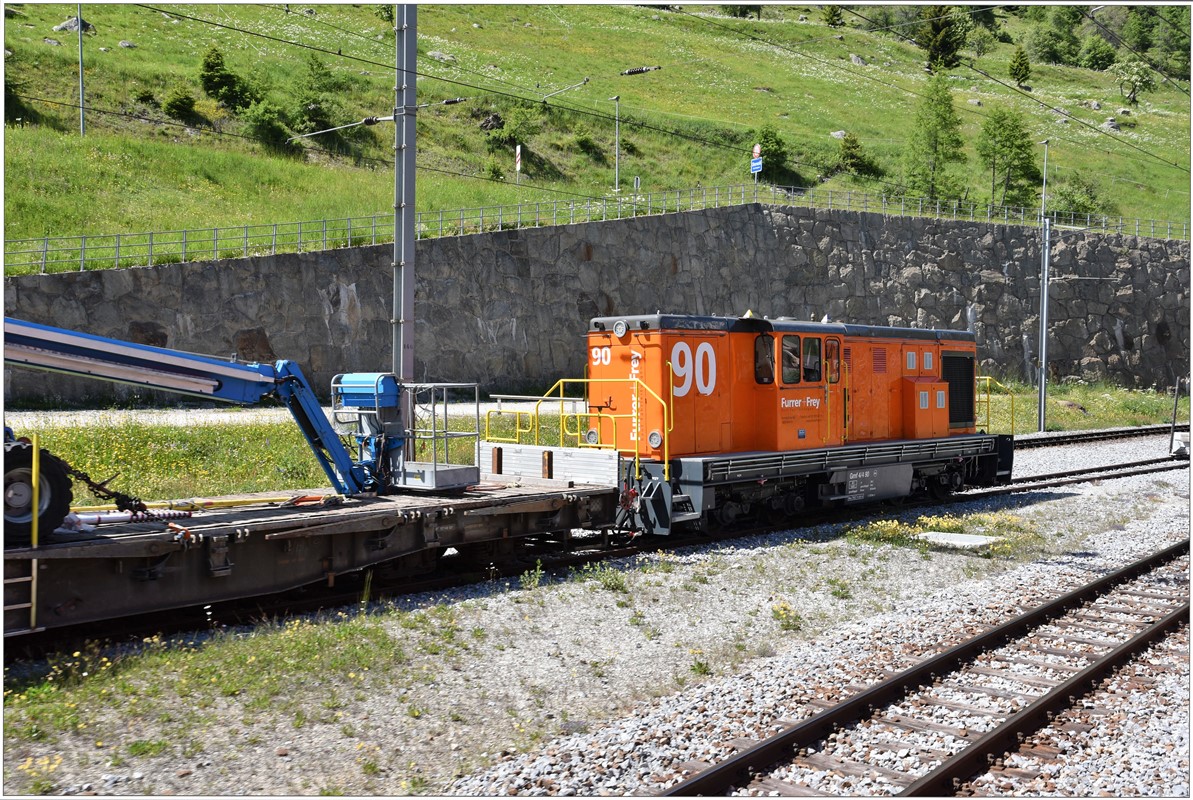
[484,408,537,444]
[481,377,673,482]
[31,433,40,550]
[977,376,1017,434]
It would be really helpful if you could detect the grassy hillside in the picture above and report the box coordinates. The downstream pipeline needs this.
[4,4,1190,249]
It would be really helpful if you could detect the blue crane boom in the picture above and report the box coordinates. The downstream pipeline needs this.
[4,317,374,495]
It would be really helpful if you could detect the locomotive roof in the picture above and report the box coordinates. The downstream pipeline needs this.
[588,314,975,342]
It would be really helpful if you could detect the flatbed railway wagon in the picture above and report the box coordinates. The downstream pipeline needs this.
[3,318,617,636]
[482,314,1014,534]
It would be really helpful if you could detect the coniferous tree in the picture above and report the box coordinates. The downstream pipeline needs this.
[975,108,1038,206]
[821,5,843,28]
[199,45,259,111]
[902,72,965,199]
[916,6,967,72]
[1009,46,1032,87]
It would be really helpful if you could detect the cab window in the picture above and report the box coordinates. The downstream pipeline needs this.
[754,334,775,384]
[825,338,840,383]
[781,335,801,384]
[802,337,822,383]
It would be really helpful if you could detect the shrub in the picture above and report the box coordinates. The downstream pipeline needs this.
[162,85,197,119]
[571,123,604,160]
[1050,171,1116,217]
[199,45,259,111]
[242,101,297,155]
[1079,35,1117,71]
[133,88,158,108]
[966,26,996,58]
[486,103,540,149]
[483,159,505,181]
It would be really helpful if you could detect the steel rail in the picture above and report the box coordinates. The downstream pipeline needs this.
[959,460,1188,502]
[1009,456,1184,485]
[1015,424,1188,449]
[903,600,1190,796]
[660,539,1190,796]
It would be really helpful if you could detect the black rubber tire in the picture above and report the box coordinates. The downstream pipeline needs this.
[4,441,73,546]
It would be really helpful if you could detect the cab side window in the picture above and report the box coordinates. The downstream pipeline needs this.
[781,335,801,384]
[802,337,822,383]
[754,334,775,384]
[825,338,840,383]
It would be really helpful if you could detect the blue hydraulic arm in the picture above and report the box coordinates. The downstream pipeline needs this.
[3,317,374,495]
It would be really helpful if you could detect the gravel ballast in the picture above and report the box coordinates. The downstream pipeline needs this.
[3,432,1188,796]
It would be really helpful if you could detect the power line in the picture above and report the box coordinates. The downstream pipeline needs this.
[12,93,644,208]
[685,5,1187,182]
[676,8,937,107]
[1047,161,1192,194]
[840,6,1189,174]
[963,63,1190,173]
[134,5,1192,190]
[139,2,762,163]
[1080,8,1190,96]
[262,3,551,99]
[147,0,956,186]
[1139,5,1191,43]
[12,92,393,166]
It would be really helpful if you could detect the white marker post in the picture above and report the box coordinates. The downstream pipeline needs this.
[515,144,522,185]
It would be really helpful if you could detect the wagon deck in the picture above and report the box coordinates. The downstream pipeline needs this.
[4,480,619,635]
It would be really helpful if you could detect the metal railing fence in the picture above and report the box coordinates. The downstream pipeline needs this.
[5,183,1189,275]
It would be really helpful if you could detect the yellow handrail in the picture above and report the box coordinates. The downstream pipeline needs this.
[560,410,620,448]
[482,377,673,482]
[484,408,536,443]
[977,376,1017,434]
[31,433,40,550]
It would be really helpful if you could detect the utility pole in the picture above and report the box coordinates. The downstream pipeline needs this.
[1037,140,1050,432]
[610,96,620,192]
[77,3,85,135]
[393,4,416,381]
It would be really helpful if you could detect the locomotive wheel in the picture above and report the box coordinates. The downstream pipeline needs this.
[716,501,748,527]
[927,473,953,500]
[782,492,805,516]
[4,441,74,546]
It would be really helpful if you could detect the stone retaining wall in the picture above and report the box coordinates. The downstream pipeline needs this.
[5,204,1188,405]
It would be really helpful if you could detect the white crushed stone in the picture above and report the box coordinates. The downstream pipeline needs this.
[2,432,1187,796]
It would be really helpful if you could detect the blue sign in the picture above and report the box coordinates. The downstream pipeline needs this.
[750,157,763,174]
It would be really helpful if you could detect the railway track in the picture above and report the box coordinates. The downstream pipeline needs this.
[961,456,1189,500]
[660,540,1190,797]
[1014,423,1187,449]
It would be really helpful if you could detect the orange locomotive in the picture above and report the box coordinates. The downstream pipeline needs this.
[585,313,1012,533]
[485,313,1013,535]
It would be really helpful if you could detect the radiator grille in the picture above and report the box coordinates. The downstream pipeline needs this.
[942,352,976,426]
